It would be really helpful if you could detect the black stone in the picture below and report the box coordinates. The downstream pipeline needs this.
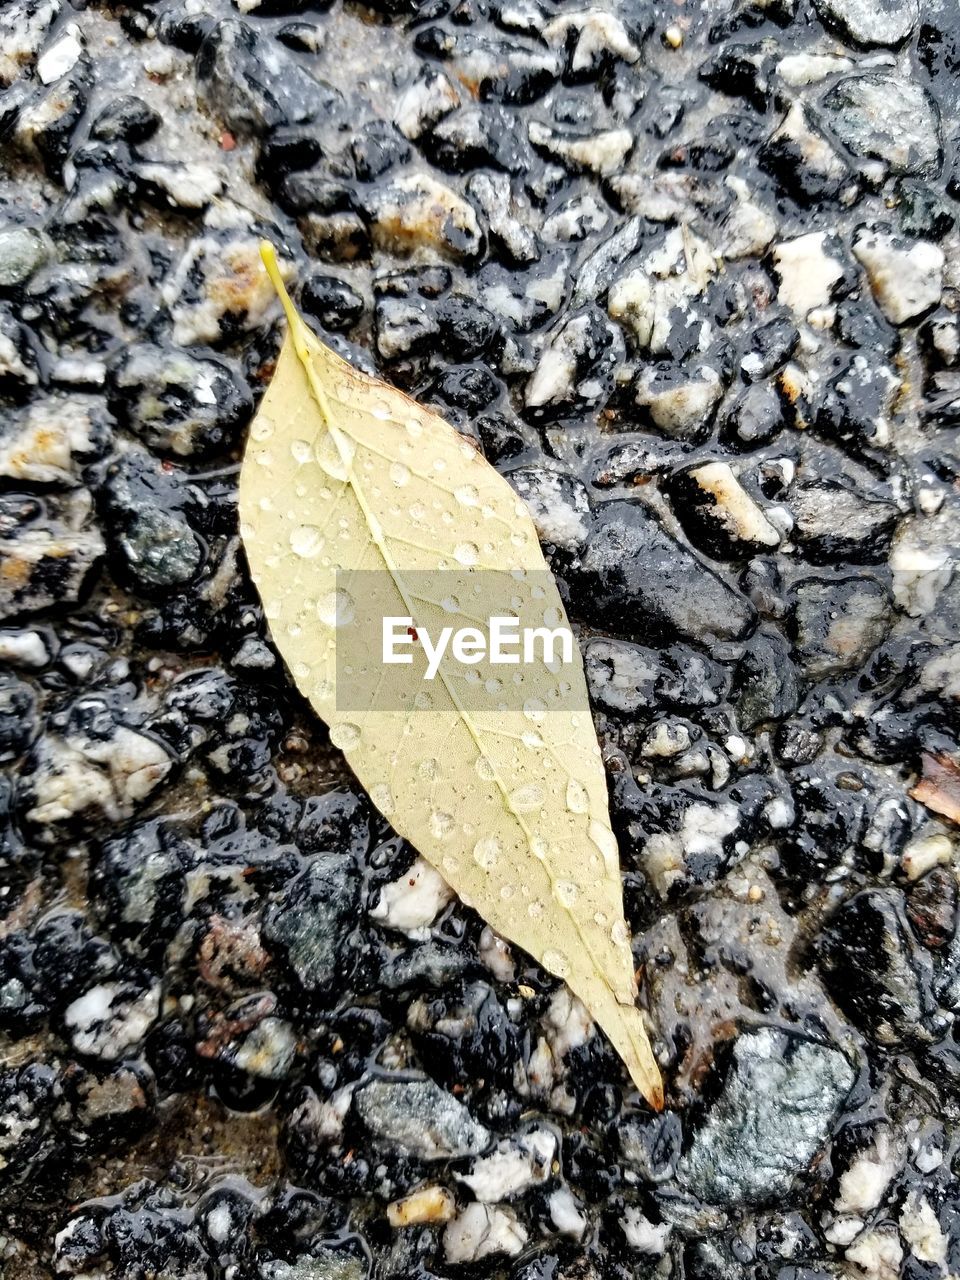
[196,20,343,135]
[818,888,937,1045]
[566,501,757,644]
[300,274,365,332]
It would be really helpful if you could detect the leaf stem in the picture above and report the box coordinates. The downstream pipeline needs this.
[259,240,302,336]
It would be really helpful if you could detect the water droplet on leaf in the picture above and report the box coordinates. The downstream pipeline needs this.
[454,541,479,567]
[317,589,355,627]
[473,835,502,869]
[290,525,324,558]
[330,722,361,751]
[566,779,589,814]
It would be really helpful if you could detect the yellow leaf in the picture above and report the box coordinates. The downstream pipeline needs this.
[239,242,663,1110]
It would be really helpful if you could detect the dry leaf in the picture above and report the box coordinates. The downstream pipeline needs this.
[239,243,663,1109]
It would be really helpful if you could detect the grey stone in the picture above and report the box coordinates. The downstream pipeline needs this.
[100,448,206,591]
[791,575,893,677]
[619,1112,683,1183]
[508,467,592,551]
[813,0,917,46]
[261,1250,365,1280]
[119,507,202,589]
[787,477,900,563]
[0,226,48,287]
[572,216,643,305]
[678,1027,854,1206]
[354,1077,491,1159]
[735,630,800,729]
[263,855,360,992]
[822,74,941,176]
[819,889,936,1046]
[584,636,729,716]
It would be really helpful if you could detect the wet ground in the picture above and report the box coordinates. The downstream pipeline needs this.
[1,0,960,1275]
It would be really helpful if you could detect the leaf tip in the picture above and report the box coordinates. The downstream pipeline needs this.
[646,1074,665,1113]
[633,1047,665,1112]
[606,992,665,1111]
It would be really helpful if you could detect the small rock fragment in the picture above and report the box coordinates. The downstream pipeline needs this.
[394,67,460,141]
[542,9,641,73]
[621,1207,671,1254]
[263,856,360,991]
[0,0,59,88]
[456,1129,556,1201]
[162,233,286,348]
[822,74,941,176]
[775,52,853,86]
[443,1203,527,1263]
[818,889,935,1044]
[108,344,252,458]
[791,575,892,677]
[197,19,341,135]
[852,227,943,324]
[812,0,917,47]
[25,722,172,829]
[0,225,49,288]
[735,630,801,728]
[526,309,616,409]
[354,1077,491,1160]
[760,101,849,202]
[678,1026,854,1205]
[845,1226,903,1279]
[787,477,899,564]
[0,395,111,484]
[467,172,539,266]
[387,1186,456,1228]
[509,467,592,551]
[366,174,482,260]
[608,225,717,354]
[37,24,82,84]
[569,501,757,643]
[772,231,846,315]
[0,524,104,619]
[667,462,781,559]
[528,121,633,176]
[718,176,777,259]
[634,365,723,440]
[370,856,453,933]
[64,983,161,1059]
[911,753,960,824]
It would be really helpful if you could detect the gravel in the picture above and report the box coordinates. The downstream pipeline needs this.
[1,0,959,1275]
